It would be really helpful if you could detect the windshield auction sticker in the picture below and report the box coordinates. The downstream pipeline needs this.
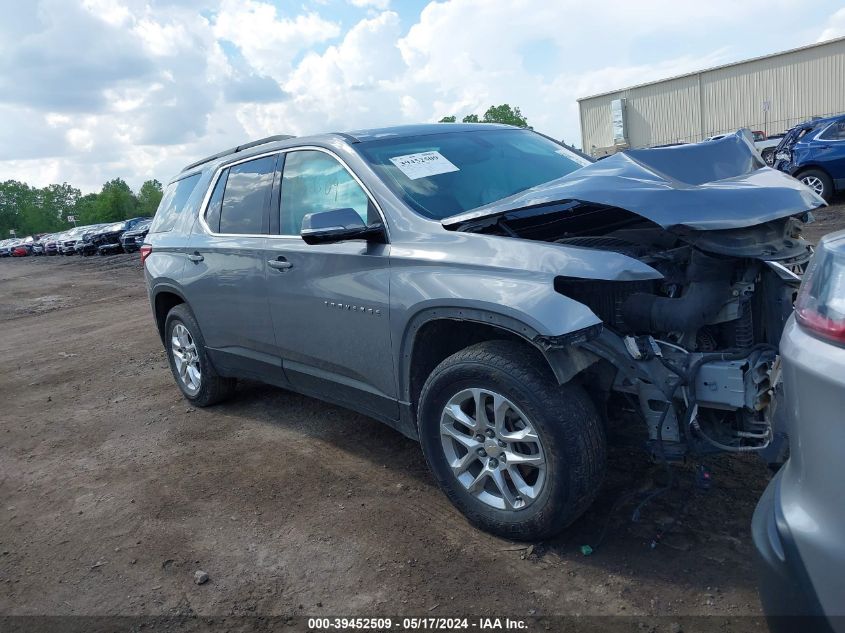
[389,151,459,180]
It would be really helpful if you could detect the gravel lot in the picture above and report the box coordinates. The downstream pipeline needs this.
[0,202,841,628]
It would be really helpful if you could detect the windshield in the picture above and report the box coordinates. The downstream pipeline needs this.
[356,128,588,220]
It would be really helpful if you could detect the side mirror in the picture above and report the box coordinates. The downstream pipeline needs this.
[300,207,385,245]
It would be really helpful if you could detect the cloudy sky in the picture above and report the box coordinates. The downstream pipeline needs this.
[1,0,843,193]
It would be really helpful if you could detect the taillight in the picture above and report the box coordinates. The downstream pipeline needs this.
[139,244,152,265]
[795,233,845,345]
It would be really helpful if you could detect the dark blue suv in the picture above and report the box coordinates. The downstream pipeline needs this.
[773,114,845,202]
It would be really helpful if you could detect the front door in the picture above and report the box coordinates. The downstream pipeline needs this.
[264,148,396,420]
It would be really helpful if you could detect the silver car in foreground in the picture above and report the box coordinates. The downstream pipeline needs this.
[753,229,845,633]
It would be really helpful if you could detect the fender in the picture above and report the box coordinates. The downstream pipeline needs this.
[395,284,604,402]
[148,281,189,339]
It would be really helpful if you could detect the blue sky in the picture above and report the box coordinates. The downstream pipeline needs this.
[0,0,843,192]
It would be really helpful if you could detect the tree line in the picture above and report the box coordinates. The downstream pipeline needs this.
[439,103,529,128]
[0,178,163,238]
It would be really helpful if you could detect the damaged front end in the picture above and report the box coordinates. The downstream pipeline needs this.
[445,132,825,461]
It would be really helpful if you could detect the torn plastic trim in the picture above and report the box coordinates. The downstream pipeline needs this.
[534,323,604,384]
[533,322,603,351]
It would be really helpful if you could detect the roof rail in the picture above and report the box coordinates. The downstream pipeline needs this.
[180,135,297,173]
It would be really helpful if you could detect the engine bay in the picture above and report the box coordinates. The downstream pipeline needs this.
[457,201,814,461]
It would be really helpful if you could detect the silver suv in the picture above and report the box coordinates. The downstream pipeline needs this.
[144,124,824,540]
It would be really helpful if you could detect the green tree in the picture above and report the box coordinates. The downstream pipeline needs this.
[73,193,100,225]
[0,180,33,237]
[439,104,531,128]
[481,103,529,127]
[93,178,138,223]
[137,179,163,217]
[41,183,81,228]
[19,189,53,235]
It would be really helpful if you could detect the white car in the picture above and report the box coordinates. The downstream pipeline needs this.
[703,130,784,165]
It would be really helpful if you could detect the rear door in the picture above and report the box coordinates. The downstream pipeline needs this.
[263,148,396,420]
[181,153,284,382]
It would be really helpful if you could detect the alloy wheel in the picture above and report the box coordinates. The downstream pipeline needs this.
[801,175,825,196]
[439,388,546,511]
[171,323,201,394]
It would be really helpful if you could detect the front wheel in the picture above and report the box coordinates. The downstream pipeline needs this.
[798,169,833,202]
[164,304,236,407]
[418,340,606,541]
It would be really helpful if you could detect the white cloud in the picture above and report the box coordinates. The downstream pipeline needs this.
[232,10,406,137]
[818,7,845,41]
[66,127,95,152]
[81,0,132,26]
[134,18,191,56]
[349,0,392,9]
[213,0,341,81]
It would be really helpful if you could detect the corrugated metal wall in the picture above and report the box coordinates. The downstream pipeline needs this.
[579,37,845,155]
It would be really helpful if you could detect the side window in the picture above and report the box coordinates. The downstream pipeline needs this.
[204,169,228,233]
[149,174,201,234]
[280,150,372,235]
[819,121,845,141]
[217,155,276,235]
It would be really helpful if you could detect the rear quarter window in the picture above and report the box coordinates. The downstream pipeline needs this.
[149,174,201,233]
[819,120,845,141]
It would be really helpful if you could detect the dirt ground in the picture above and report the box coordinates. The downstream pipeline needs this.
[1,202,842,629]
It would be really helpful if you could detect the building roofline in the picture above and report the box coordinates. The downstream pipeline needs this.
[576,36,845,102]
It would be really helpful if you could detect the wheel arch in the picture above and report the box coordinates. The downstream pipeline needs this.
[399,307,601,422]
[151,285,188,343]
[792,163,832,180]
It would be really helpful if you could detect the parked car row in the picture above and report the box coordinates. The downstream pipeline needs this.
[0,235,36,257]
[0,218,152,259]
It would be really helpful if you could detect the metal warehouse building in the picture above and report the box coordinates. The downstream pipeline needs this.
[578,37,845,157]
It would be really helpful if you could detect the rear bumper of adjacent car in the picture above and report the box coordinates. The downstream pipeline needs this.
[752,472,835,633]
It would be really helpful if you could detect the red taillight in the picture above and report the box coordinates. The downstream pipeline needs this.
[794,235,845,345]
[139,244,152,265]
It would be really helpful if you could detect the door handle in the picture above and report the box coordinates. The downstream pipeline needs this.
[268,257,293,271]
[187,252,204,263]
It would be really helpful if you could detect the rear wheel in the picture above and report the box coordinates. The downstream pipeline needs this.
[418,340,606,540]
[164,304,236,407]
[798,169,833,202]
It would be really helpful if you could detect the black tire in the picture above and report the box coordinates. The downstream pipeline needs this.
[798,168,834,202]
[418,340,606,541]
[164,303,236,407]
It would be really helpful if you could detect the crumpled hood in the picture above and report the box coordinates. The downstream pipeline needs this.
[443,132,826,231]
